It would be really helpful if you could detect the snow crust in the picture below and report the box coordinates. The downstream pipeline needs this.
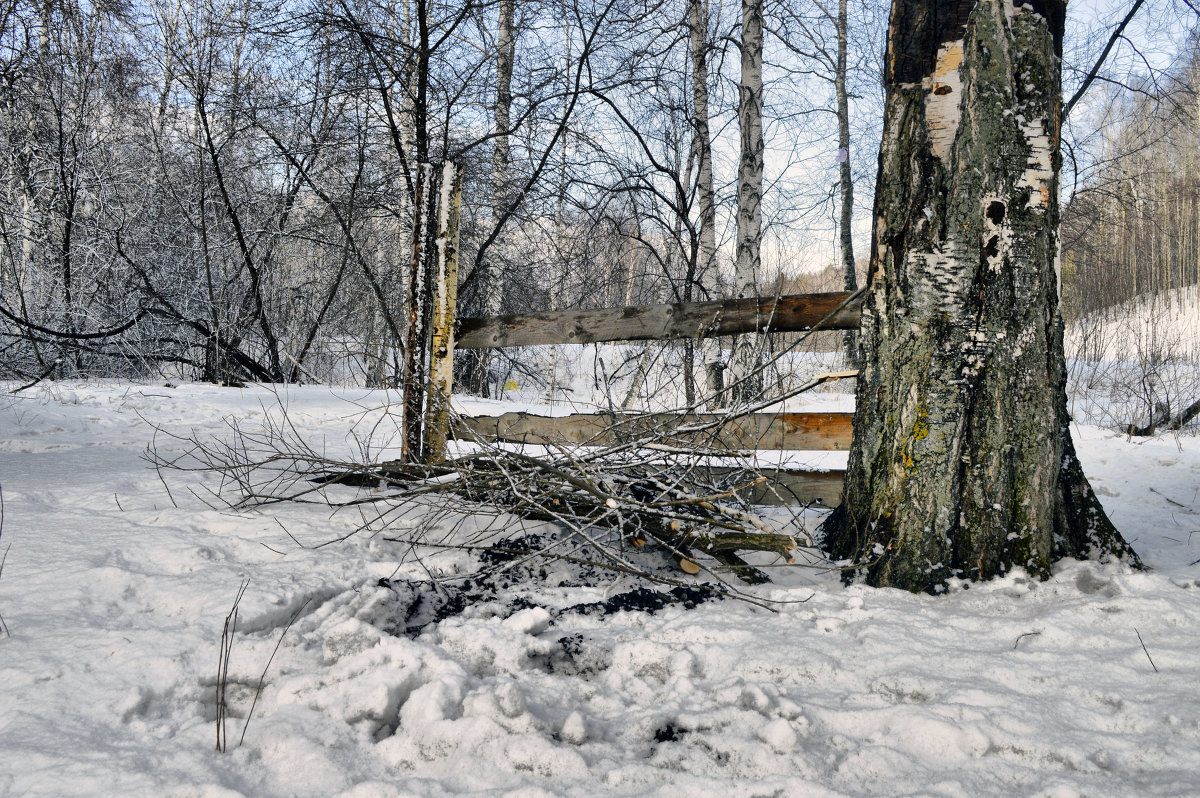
[1,381,1198,797]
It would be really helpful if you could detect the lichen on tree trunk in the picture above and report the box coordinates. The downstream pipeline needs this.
[821,0,1140,591]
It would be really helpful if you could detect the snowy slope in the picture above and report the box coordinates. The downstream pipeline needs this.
[1066,284,1200,366]
[1,382,1198,798]
[1066,285,1200,431]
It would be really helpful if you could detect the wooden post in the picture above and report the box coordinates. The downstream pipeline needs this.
[425,162,462,463]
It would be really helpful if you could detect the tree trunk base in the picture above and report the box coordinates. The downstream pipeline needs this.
[821,420,1143,591]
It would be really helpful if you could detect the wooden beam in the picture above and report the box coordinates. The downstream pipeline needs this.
[452,410,854,451]
[709,466,844,507]
[456,291,861,349]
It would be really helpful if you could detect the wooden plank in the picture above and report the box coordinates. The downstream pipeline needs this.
[451,411,855,450]
[456,291,861,349]
[708,466,844,507]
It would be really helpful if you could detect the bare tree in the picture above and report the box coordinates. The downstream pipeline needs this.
[690,0,725,406]
[822,0,1141,591]
[834,0,858,366]
[728,0,765,404]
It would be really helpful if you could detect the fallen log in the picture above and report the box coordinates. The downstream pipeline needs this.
[1128,397,1200,436]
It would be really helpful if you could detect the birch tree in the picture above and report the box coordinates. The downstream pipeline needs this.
[821,0,1141,591]
[729,0,765,404]
[689,0,725,405]
[466,0,516,397]
[834,0,858,365]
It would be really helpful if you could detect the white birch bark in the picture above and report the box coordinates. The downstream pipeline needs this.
[835,0,858,367]
[730,0,764,403]
[689,0,725,407]
[468,0,515,396]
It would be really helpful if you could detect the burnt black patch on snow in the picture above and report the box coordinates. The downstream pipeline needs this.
[547,633,612,678]
[478,533,548,566]
[473,533,605,589]
[373,577,474,636]
[566,585,723,618]
[653,722,685,743]
[382,534,722,638]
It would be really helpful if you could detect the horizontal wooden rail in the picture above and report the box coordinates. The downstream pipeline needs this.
[452,410,854,451]
[710,466,844,507]
[452,411,850,507]
[456,291,861,349]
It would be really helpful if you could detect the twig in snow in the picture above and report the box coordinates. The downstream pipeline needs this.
[1150,487,1191,511]
[1013,631,1042,650]
[216,580,249,752]
[150,430,179,509]
[239,598,310,747]
[275,517,309,549]
[1134,628,1159,673]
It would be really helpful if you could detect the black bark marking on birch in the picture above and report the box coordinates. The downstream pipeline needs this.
[936,0,973,43]
[983,235,1001,261]
[888,1,935,84]
[986,201,1005,225]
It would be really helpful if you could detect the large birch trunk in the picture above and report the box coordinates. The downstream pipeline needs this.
[729,0,764,404]
[822,0,1140,591]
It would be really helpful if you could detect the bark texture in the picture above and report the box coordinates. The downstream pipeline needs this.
[729,0,765,403]
[836,0,858,367]
[466,0,516,397]
[688,0,725,406]
[822,0,1140,591]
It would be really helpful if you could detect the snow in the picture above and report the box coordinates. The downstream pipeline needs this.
[1066,285,1200,431]
[1067,284,1200,366]
[2,380,1199,797]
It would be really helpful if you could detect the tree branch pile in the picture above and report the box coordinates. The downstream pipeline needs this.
[147,404,824,587]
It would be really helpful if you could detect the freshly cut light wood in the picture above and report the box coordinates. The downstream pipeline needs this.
[451,411,854,451]
[456,291,861,349]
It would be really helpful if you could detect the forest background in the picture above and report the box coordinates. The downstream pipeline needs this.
[1,0,1198,417]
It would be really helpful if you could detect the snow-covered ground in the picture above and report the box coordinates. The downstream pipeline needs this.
[1066,285,1200,431]
[1,380,1199,798]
